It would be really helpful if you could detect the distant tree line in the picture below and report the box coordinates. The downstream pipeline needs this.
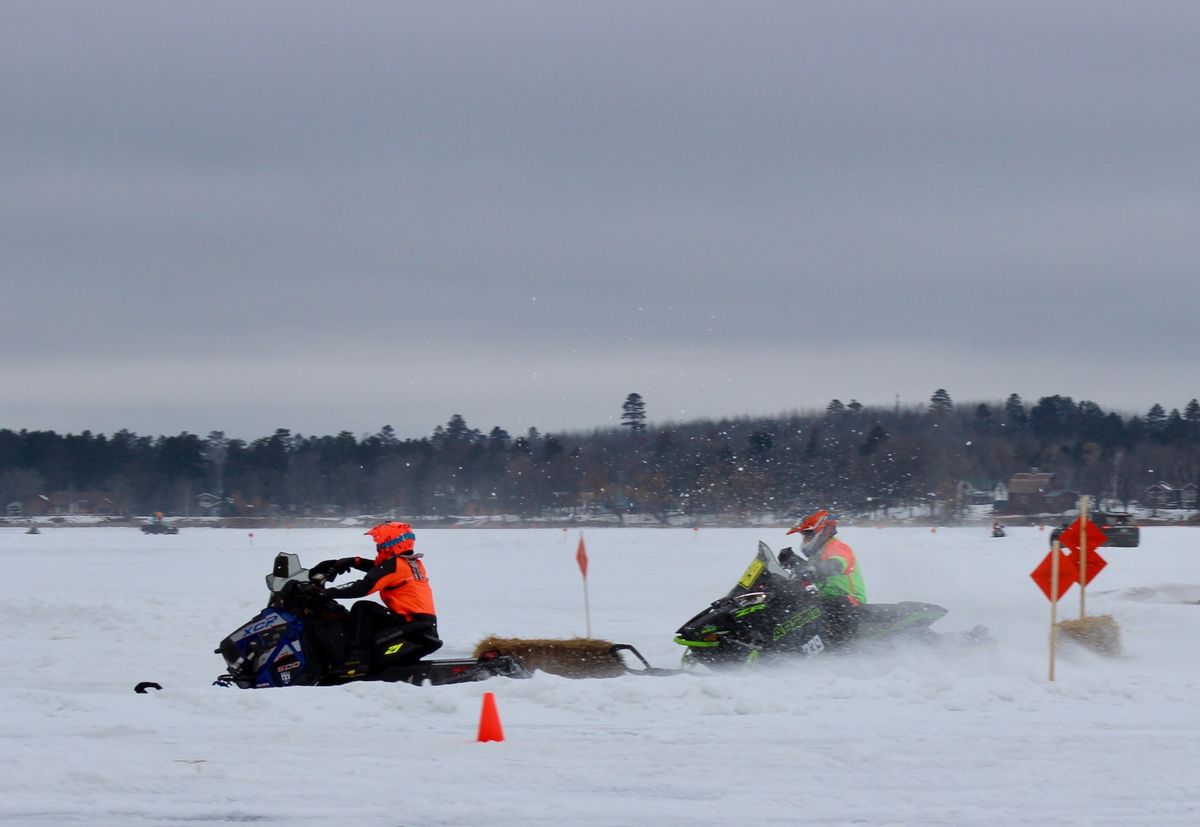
[2,390,1200,522]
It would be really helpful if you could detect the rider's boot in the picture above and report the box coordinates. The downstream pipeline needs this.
[330,648,370,678]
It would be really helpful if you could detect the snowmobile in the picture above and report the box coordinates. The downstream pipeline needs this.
[213,553,532,688]
[674,541,982,668]
[991,524,1006,538]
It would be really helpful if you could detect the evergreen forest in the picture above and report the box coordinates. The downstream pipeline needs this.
[3,391,1199,523]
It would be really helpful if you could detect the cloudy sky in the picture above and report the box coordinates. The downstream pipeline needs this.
[3,2,1198,441]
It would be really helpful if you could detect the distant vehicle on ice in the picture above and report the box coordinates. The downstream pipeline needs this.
[1049,511,1139,548]
[1094,511,1139,547]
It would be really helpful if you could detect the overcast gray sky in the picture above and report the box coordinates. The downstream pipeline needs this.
[3,1,1198,440]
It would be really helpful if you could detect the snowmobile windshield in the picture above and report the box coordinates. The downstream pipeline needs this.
[727,542,792,597]
[265,553,311,594]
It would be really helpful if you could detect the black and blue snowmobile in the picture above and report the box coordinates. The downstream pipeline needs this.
[213,553,531,688]
[674,541,984,668]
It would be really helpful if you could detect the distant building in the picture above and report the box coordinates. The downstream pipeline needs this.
[196,492,227,515]
[1004,469,1076,514]
[25,490,122,516]
[1143,482,1199,510]
[992,482,1009,510]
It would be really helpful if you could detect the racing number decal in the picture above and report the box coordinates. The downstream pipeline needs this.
[801,635,825,656]
[384,642,406,656]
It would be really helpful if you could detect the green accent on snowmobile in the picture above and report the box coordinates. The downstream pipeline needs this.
[745,648,761,665]
[771,606,821,641]
[733,603,766,619]
[674,635,720,648]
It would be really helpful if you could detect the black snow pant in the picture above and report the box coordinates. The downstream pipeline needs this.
[347,602,442,664]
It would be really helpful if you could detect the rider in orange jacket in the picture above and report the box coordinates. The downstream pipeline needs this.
[319,522,441,676]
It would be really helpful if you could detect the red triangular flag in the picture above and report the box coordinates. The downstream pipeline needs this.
[575,535,589,578]
[1058,517,1109,554]
[1031,547,1079,601]
[1064,546,1108,586]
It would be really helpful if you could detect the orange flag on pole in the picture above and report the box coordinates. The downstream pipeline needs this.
[1057,517,1109,556]
[1031,546,1079,601]
[576,534,592,637]
[576,535,589,578]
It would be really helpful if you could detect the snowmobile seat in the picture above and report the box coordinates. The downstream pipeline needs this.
[858,603,911,624]
[373,622,443,662]
[857,601,948,626]
[850,602,949,644]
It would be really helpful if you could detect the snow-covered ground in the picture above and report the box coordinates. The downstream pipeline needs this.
[2,525,1198,825]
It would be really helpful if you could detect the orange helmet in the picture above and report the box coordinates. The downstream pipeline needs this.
[366,522,415,560]
[787,509,837,548]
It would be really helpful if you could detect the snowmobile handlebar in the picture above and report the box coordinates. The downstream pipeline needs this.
[306,560,341,584]
[278,578,325,600]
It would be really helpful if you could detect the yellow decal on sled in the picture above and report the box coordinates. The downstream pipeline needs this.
[384,642,405,656]
[738,559,764,589]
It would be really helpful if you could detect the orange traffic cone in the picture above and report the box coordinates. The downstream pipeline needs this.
[477,692,504,742]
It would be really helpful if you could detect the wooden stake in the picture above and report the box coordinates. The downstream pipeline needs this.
[1049,539,1061,682]
[1078,496,1089,619]
[581,574,592,638]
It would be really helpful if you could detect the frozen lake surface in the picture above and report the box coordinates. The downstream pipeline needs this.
[2,525,1198,825]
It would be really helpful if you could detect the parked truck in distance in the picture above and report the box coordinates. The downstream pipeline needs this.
[1048,511,1140,548]
[1094,511,1139,547]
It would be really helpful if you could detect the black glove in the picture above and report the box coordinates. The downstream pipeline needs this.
[779,547,797,566]
[311,558,351,580]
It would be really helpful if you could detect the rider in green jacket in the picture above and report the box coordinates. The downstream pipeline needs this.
[780,509,866,642]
